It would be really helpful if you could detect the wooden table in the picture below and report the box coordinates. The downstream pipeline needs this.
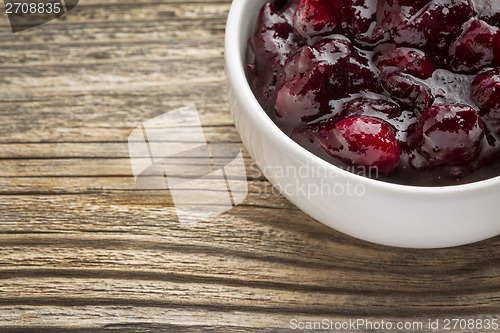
[1,1,499,332]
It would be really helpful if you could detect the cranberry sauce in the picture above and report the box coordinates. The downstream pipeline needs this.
[246,0,500,186]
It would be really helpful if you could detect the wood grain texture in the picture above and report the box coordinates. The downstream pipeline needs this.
[1,0,500,332]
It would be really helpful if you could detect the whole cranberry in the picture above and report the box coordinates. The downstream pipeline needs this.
[283,37,355,78]
[471,68,500,119]
[380,72,434,116]
[393,0,474,57]
[340,97,419,143]
[276,37,380,129]
[415,104,484,166]
[448,20,500,73]
[373,46,435,79]
[319,116,401,174]
[293,0,386,46]
[248,1,301,109]
[250,2,297,67]
[293,0,344,42]
[312,38,380,94]
[275,65,332,130]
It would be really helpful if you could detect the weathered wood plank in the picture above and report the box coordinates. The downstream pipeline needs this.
[0,140,246,158]
[0,155,261,178]
[0,277,499,315]
[1,194,500,279]
[1,235,500,297]
[0,306,491,333]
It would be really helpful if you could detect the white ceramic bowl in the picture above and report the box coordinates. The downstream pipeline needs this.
[224,0,500,248]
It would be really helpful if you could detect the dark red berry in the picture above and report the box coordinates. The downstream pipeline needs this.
[247,0,500,185]
[275,65,332,129]
[319,116,401,174]
[293,0,344,42]
[392,0,474,56]
[339,97,418,142]
[293,0,386,46]
[250,3,297,67]
[276,37,381,129]
[380,72,434,116]
[414,104,484,166]
[343,0,387,46]
[283,37,356,78]
[373,45,435,79]
[471,68,500,119]
[248,1,301,109]
[448,20,500,73]
[311,38,381,94]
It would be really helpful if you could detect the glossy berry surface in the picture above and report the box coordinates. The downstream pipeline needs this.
[447,20,500,73]
[380,72,434,116]
[293,0,342,42]
[391,0,474,59]
[373,46,435,79]
[319,116,401,174]
[414,104,484,166]
[247,1,301,110]
[275,37,379,131]
[340,97,403,120]
[248,0,500,186]
[471,68,500,119]
[275,65,332,129]
[294,0,385,46]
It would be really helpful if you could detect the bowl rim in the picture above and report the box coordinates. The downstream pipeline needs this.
[224,0,500,196]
